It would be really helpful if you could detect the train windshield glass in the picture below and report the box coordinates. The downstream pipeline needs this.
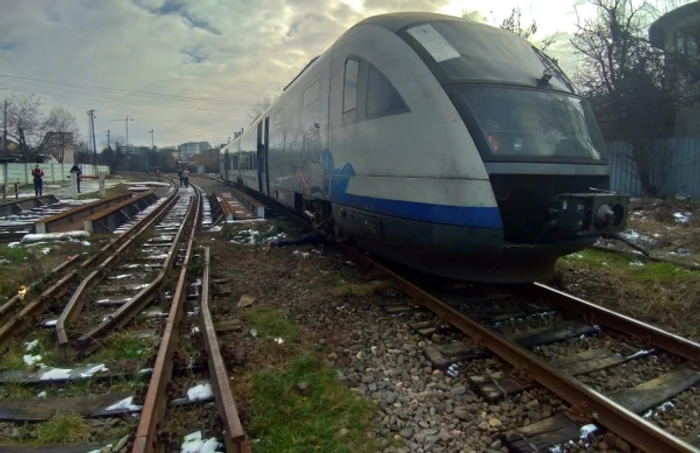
[455,86,606,161]
[403,21,574,92]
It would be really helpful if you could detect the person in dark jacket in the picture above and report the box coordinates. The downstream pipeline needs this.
[31,164,44,197]
[70,164,82,193]
[178,169,183,187]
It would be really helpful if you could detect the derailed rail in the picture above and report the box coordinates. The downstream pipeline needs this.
[200,247,248,452]
[55,189,179,345]
[131,188,201,453]
[0,178,178,349]
[74,187,200,354]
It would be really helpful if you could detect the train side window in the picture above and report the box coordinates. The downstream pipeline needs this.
[366,64,408,118]
[343,59,359,118]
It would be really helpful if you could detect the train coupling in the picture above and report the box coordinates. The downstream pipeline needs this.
[550,192,630,237]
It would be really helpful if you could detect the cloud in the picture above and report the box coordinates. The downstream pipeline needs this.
[0,0,585,149]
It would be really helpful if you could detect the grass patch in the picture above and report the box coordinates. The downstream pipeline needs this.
[248,355,378,453]
[35,413,92,444]
[0,341,27,370]
[92,331,154,362]
[245,307,300,339]
[0,246,30,263]
[560,249,695,283]
[557,248,700,340]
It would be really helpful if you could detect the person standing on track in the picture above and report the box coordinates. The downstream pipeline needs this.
[178,168,183,187]
[182,169,190,188]
[31,164,44,197]
[70,163,82,193]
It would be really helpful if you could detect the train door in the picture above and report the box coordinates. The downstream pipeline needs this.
[256,118,270,195]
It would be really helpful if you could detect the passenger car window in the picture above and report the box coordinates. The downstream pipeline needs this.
[366,64,406,117]
[343,59,359,113]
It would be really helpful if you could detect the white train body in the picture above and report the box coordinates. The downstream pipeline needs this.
[220,12,628,282]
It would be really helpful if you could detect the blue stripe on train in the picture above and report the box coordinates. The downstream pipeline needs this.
[332,192,503,229]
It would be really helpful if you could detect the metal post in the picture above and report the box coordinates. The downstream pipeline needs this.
[2,184,5,203]
[14,180,18,199]
[70,172,78,199]
[99,172,106,198]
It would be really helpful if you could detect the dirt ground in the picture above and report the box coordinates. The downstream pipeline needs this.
[552,196,700,342]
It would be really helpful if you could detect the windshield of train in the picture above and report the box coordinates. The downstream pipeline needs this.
[454,86,606,161]
[403,21,575,92]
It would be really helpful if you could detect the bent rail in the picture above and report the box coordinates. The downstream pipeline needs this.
[200,247,247,451]
[131,190,201,453]
[74,188,200,353]
[56,190,180,344]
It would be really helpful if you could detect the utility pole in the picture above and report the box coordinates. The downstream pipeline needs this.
[87,109,97,171]
[107,130,111,150]
[3,100,8,154]
[125,116,133,151]
[148,129,154,174]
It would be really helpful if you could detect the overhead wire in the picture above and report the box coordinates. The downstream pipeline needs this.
[0,73,253,106]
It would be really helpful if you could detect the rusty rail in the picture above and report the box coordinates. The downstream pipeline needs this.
[340,245,700,453]
[200,247,247,452]
[75,188,200,354]
[523,283,700,363]
[0,178,177,349]
[131,189,201,453]
[55,190,180,344]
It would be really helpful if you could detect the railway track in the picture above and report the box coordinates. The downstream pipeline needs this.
[0,180,195,449]
[205,177,700,453]
[0,182,247,453]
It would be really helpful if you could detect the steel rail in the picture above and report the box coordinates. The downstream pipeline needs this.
[339,245,700,453]
[75,188,200,354]
[524,283,700,363]
[55,189,181,344]
[0,178,178,348]
[200,247,247,452]
[131,189,201,453]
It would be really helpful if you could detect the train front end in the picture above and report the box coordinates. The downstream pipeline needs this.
[397,16,629,282]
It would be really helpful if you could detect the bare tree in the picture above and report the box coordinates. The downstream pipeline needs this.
[247,94,279,123]
[499,7,556,51]
[42,107,80,163]
[571,0,680,196]
[464,7,557,52]
[4,94,45,160]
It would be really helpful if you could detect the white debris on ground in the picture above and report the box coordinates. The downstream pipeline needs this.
[42,319,58,327]
[673,212,692,224]
[643,400,675,418]
[186,382,214,402]
[104,396,143,412]
[37,390,47,398]
[180,431,223,453]
[23,354,43,366]
[21,231,90,243]
[620,229,659,246]
[25,339,40,352]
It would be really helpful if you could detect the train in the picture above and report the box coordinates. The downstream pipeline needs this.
[219,12,630,283]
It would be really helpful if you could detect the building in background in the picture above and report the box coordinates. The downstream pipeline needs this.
[178,141,211,159]
[117,144,136,154]
[649,2,700,135]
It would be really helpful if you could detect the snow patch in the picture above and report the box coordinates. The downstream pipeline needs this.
[104,396,142,412]
[186,382,214,402]
[21,231,90,243]
[181,431,223,453]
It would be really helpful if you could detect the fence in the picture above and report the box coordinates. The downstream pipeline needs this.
[0,164,111,185]
[608,137,700,198]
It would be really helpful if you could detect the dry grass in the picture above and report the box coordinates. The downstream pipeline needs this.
[555,249,700,341]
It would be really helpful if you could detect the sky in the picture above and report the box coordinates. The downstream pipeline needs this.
[0,0,676,149]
